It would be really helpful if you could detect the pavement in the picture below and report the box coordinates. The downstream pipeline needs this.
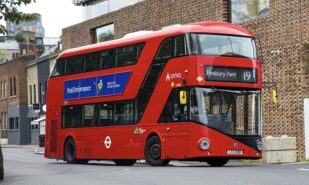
[2,144,44,155]
[3,147,309,185]
[2,144,309,165]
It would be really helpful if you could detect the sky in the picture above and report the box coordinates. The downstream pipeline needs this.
[19,0,83,38]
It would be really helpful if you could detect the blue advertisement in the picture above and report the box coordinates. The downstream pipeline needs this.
[64,71,131,100]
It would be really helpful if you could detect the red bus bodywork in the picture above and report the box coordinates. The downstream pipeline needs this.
[45,22,262,165]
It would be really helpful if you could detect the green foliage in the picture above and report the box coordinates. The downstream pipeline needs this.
[0,49,8,63]
[15,31,25,43]
[0,0,39,35]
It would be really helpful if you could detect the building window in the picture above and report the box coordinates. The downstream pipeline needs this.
[44,81,47,104]
[3,80,6,98]
[3,112,7,130]
[33,84,36,103]
[0,81,2,98]
[231,0,269,23]
[94,24,114,43]
[0,113,2,130]
[82,0,143,20]
[13,77,16,96]
[9,118,14,130]
[9,117,19,130]
[30,85,32,105]
[9,78,12,96]
[0,113,7,130]
[15,117,19,129]
[39,83,42,104]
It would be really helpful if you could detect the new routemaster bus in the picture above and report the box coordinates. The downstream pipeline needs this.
[45,22,263,166]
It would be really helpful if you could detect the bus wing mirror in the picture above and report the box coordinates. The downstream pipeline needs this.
[257,37,264,63]
[179,90,187,105]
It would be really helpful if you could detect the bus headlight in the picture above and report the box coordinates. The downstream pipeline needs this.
[256,139,263,151]
[199,138,210,150]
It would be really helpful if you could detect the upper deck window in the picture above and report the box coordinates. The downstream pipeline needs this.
[155,38,172,60]
[85,53,100,72]
[190,34,257,59]
[50,59,64,77]
[231,0,269,23]
[50,43,144,78]
[66,56,84,75]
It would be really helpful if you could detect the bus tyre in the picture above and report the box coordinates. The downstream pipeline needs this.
[0,167,3,180]
[77,160,89,164]
[144,136,170,166]
[205,158,229,167]
[114,159,137,166]
[64,138,77,164]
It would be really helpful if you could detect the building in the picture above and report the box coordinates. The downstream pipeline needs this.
[0,55,36,144]
[73,0,144,20]
[0,37,19,64]
[26,45,60,145]
[62,0,308,158]
[6,14,45,41]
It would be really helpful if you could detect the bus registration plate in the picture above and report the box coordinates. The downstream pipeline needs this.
[227,150,243,155]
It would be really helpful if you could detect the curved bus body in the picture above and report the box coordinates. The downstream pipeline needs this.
[45,22,262,166]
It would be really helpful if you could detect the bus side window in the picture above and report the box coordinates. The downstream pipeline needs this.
[85,53,100,72]
[50,59,64,77]
[63,105,82,128]
[116,45,137,66]
[82,104,98,127]
[174,35,186,57]
[65,56,84,75]
[137,43,144,58]
[100,50,116,69]
[115,101,134,125]
[99,103,114,126]
[155,38,173,60]
[159,89,188,123]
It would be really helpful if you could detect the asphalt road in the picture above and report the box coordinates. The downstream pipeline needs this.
[2,147,309,185]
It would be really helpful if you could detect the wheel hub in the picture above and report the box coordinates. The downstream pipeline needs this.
[150,144,161,159]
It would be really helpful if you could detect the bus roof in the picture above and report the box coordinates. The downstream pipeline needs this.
[59,21,255,59]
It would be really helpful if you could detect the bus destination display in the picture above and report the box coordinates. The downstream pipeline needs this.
[205,66,257,83]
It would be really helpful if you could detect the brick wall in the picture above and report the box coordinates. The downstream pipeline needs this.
[62,0,228,50]
[0,55,34,139]
[238,0,306,157]
[61,0,309,157]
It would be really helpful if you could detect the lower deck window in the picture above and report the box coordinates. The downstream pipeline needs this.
[62,101,135,128]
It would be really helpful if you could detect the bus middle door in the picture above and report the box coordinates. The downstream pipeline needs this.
[160,89,189,159]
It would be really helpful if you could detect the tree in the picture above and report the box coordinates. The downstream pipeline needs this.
[15,31,26,43]
[0,0,39,35]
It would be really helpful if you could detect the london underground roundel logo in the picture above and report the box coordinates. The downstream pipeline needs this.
[104,136,112,149]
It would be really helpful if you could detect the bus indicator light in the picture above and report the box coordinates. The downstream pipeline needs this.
[196,76,203,82]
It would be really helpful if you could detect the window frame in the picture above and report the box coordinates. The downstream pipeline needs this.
[50,42,145,78]
[62,100,136,129]
[230,0,270,24]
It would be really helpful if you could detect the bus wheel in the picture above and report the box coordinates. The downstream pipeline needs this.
[144,136,170,166]
[64,138,77,164]
[113,159,137,166]
[77,160,89,164]
[205,158,229,167]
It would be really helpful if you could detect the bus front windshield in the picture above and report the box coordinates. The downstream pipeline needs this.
[189,34,257,59]
[190,88,260,135]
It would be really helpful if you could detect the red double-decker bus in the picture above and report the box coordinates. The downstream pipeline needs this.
[45,22,262,166]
